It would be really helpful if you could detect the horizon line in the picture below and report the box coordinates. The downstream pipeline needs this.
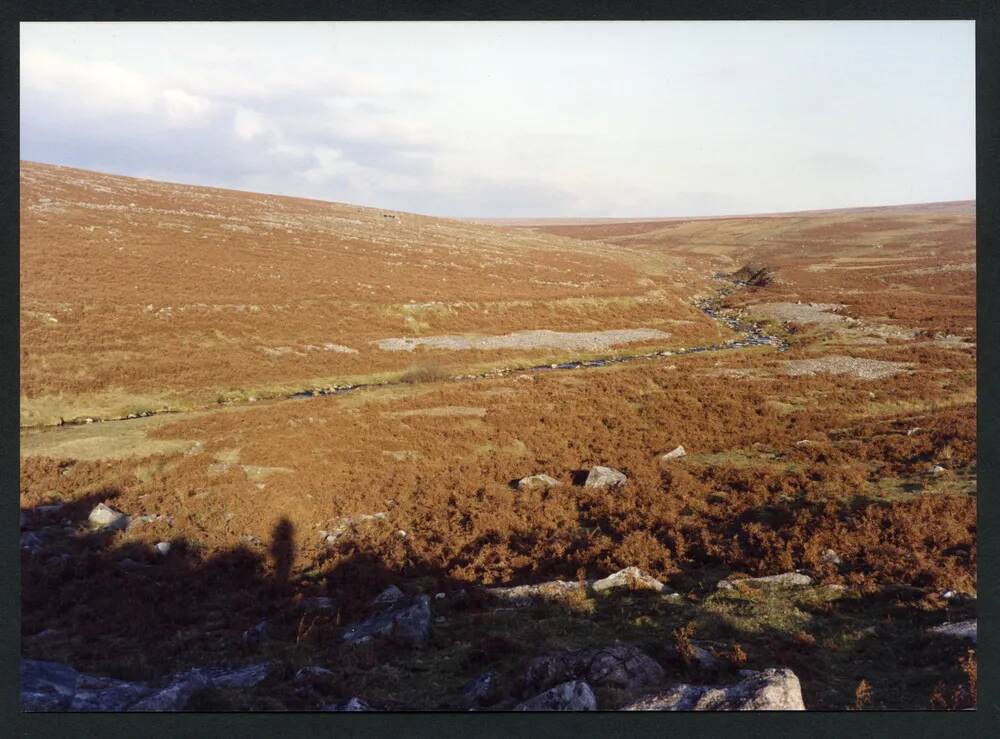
[20,159,976,224]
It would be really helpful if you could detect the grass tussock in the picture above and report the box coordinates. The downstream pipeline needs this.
[398,362,453,385]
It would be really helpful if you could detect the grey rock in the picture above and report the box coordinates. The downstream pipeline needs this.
[341,594,432,648]
[88,503,129,531]
[202,663,270,689]
[461,670,501,707]
[70,673,151,712]
[717,571,812,590]
[623,668,805,711]
[659,445,687,461]
[524,645,664,693]
[820,549,842,566]
[592,566,675,595]
[21,660,162,712]
[373,585,404,605]
[154,542,171,556]
[584,466,627,490]
[517,474,561,492]
[515,680,597,711]
[128,673,210,712]
[21,660,83,711]
[928,620,977,643]
[128,663,269,711]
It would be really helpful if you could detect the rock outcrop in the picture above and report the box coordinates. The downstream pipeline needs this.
[524,645,664,694]
[21,659,270,712]
[622,668,805,711]
[717,572,812,590]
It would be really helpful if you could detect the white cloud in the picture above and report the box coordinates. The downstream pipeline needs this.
[20,21,975,217]
[233,107,269,142]
[162,89,215,127]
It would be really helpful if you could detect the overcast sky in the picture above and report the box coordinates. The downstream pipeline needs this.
[20,21,975,218]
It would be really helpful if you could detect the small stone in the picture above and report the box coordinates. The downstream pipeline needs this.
[592,566,674,595]
[515,680,597,711]
[659,445,687,462]
[88,503,129,531]
[583,466,627,490]
[435,592,446,600]
[931,465,947,475]
[517,474,561,492]
[154,542,171,556]
[819,549,841,566]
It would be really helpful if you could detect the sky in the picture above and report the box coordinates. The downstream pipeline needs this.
[20,21,975,218]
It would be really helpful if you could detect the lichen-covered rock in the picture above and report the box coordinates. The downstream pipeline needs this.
[717,572,812,590]
[622,668,805,711]
[341,594,431,648]
[591,566,676,596]
[584,466,627,489]
[928,620,977,643]
[517,474,561,492]
[486,579,588,606]
[524,645,664,693]
[515,680,596,711]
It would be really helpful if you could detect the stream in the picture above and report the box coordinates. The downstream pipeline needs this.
[37,279,786,428]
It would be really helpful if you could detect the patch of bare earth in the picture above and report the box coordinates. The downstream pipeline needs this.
[779,355,913,380]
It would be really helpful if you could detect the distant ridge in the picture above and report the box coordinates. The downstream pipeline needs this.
[464,201,976,227]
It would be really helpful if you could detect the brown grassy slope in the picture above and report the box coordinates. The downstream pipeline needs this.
[20,162,719,423]
[531,203,976,337]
